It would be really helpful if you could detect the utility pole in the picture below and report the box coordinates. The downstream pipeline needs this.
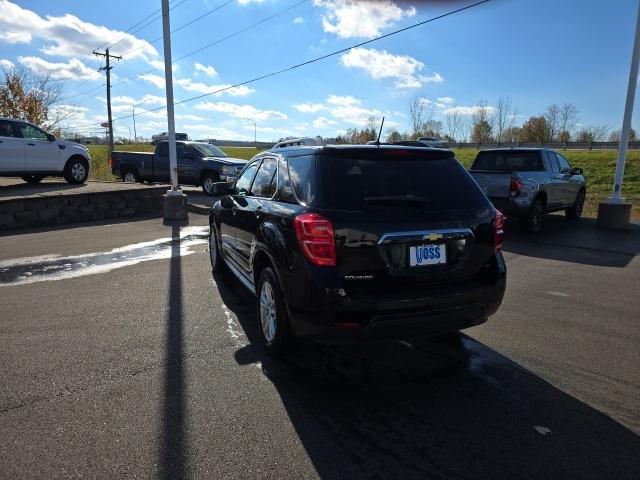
[597,0,639,229]
[132,107,137,143]
[161,0,188,225]
[93,48,122,160]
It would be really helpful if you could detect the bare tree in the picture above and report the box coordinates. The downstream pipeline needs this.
[559,102,578,138]
[445,109,463,142]
[408,95,427,138]
[0,65,70,131]
[494,96,517,144]
[544,104,561,142]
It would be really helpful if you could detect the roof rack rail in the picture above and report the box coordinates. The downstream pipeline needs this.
[272,137,324,149]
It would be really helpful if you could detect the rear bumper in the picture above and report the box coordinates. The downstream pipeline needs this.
[489,197,531,217]
[283,252,507,340]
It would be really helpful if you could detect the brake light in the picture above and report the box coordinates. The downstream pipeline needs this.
[494,210,505,252]
[510,176,522,195]
[294,213,336,266]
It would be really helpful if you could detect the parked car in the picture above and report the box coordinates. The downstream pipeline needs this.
[110,140,247,195]
[151,132,188,144]
[469,148,586,232]
[208,144,507,355]
[0,117,91,184]
[417,136,447,147]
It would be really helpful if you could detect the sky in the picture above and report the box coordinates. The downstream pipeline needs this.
[0,0,638,142]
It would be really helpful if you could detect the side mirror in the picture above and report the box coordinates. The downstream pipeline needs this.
[570,167,582,176]
[212,181,233,196]
[47,133,56,142]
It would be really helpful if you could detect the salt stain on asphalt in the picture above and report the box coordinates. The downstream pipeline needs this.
[546,291,570,297]
[0,226,209,287]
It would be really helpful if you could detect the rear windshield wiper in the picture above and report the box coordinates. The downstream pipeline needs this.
[363,195,431,205]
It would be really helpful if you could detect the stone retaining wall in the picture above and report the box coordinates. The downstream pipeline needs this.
[0,187,166,232]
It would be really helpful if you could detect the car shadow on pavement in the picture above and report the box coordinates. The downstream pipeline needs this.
[502,215,640,267]
[160,225,186,480]
[212,271,640,480]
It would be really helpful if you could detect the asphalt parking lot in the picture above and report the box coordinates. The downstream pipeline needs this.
[0,213,638,479]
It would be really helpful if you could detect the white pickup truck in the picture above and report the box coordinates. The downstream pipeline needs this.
[0,117,91,184]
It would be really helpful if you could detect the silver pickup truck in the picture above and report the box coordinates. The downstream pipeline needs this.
[470,148,586,232]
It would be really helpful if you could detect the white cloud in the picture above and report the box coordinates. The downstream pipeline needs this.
[314,0,415,39]
[293,103,326,113]
[147,59,180,72]
[341,48,442,89]
[0,0,157,59]
[18,56,100,80]
[437,96,455,105]
[111,94,166,107]
[138,73,165,89]
[194,62,218,78]
[0,59,15,69]
[182,123,249,140]
[313,116,337,128]
[325,94,384,126]
[237,0,267,4]
[293,17,305,24]
[175,77,254,96]
[175,114,208,121]
[195,101,287,121]
[443,105,497,116]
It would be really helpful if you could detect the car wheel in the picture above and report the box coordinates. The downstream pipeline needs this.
[566,190,585,220]
[521,198,544,233]
[256,267,293,356]
[122,170,139,183]
[64,157,89,184]
[21,175,45,184]
[209,223,227,273]
[202,173,219,196]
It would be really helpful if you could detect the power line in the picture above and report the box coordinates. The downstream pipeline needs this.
[66,0,491,130]
[64,83,106,102]
[115,0,234,58]
[109,0,310,96]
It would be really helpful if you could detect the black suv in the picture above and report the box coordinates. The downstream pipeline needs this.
[209,145,506,354]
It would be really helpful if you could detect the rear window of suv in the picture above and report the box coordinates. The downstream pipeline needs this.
[472,151,544,171]
[318,153,488,212]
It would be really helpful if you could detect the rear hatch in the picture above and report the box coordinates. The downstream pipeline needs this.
[470,150,545,199]
[314,147,496,299]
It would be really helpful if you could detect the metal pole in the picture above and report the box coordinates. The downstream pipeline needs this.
[132,107,137,143]
[162,0,179,192]
[105,49,114,160]
[608,0,640,204]
[254,121,257,147]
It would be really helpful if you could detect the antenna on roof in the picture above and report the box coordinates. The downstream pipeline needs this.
[375,117,385,146]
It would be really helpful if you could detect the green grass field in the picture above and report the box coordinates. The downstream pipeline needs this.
[87,144,639,220]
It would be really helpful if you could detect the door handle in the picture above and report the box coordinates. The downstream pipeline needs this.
[255,206,263,217]
[27,143,36,146]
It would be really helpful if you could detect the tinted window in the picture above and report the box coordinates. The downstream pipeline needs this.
[287,155,318,205]
[157,143,168,156]
[546,151,560,173]
[472,151,544,171]
[322,155,488,212]
[191,143,227,157]
[0,121,18,138]
[18,123,48,141]
[251,158,277,198]
[555,153,571,173]
[235,162,259,195]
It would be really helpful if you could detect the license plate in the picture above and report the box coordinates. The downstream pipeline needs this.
[409,243,447,267]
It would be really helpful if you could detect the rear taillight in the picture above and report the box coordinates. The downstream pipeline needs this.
[494,210,505,252]
[510,176,522,196]
[294,213,336,266]
[108,154,113,168]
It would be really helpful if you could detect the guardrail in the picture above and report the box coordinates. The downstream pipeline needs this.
[446,141,640,150]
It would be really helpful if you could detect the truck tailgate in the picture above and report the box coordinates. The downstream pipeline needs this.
[470,171,511,199]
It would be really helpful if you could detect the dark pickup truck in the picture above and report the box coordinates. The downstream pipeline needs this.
[110,140,247,195]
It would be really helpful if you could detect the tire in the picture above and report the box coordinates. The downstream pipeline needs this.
[21,175,45,184]
[209,223,227,273]
[256,267,293,356]
[122,169,139,183]
[64,157,89,184]
[520,198,544,233]
[566,189,585,220]
[202,172,219,196]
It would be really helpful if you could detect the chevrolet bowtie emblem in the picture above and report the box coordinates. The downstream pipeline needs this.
[425,233,442,241]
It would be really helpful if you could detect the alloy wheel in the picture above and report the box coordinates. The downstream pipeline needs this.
[260,281,277,344]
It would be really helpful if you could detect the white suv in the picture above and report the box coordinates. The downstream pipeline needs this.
[417,136,447,148]
[0,118,91,184]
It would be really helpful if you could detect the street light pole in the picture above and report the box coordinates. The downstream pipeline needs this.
[161,0,188,224]
[597,0,639,229]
